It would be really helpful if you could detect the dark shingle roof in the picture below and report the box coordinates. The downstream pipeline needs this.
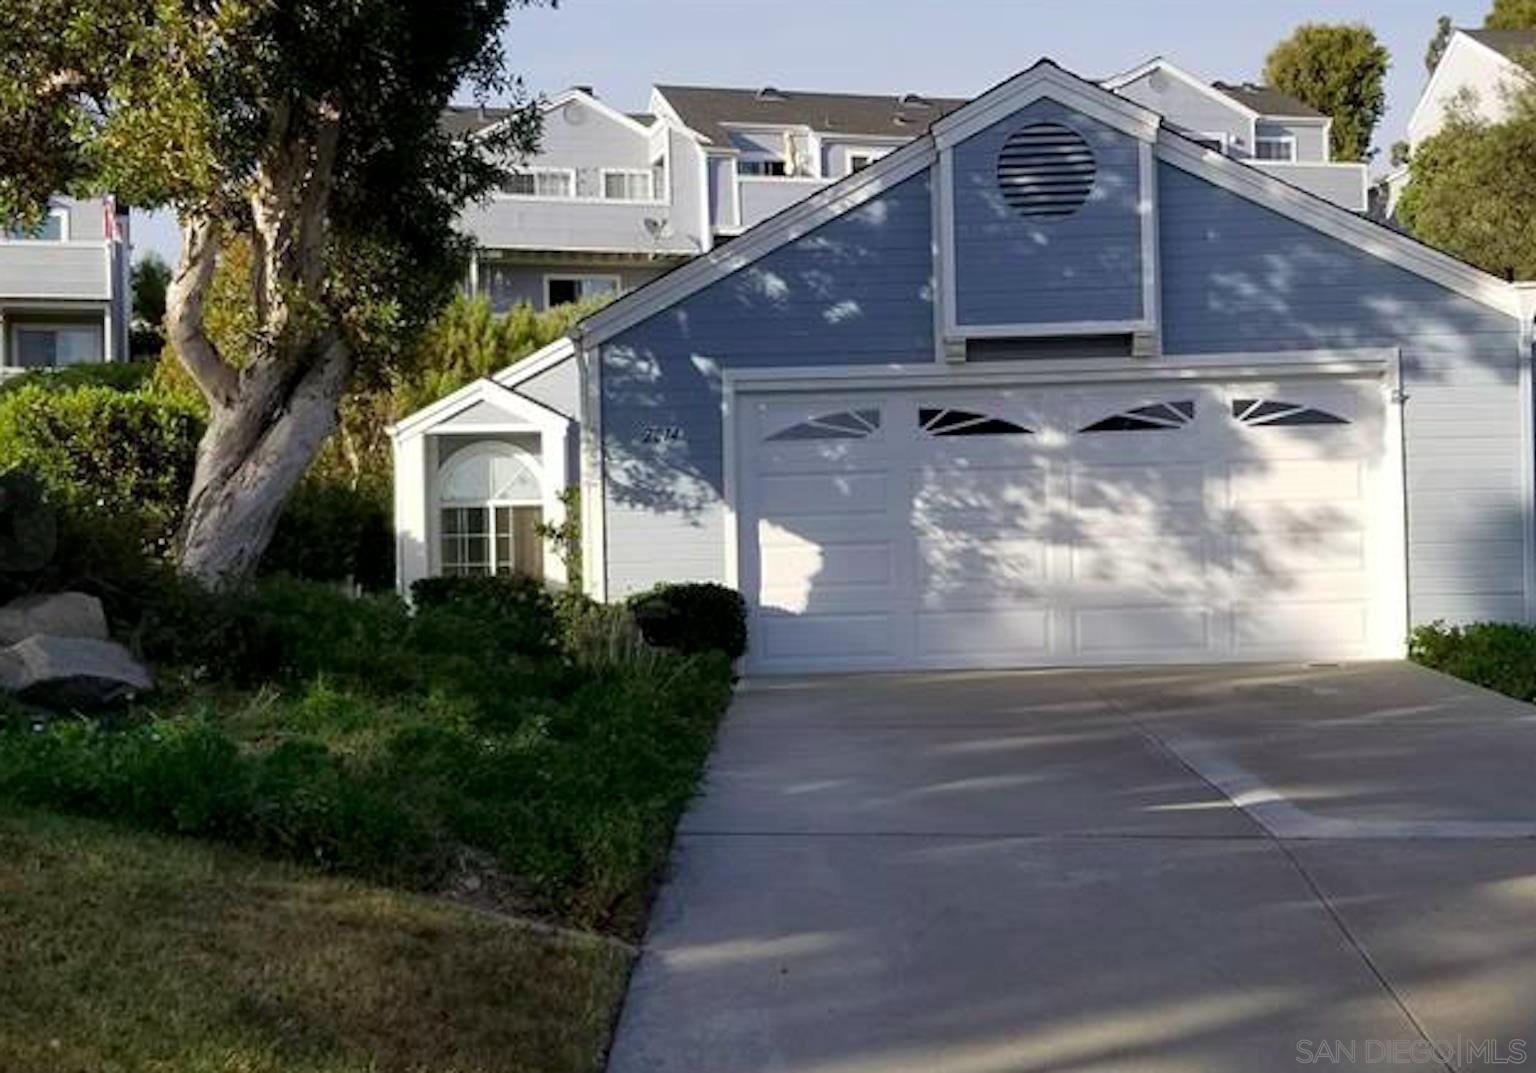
[440,104,519,139]
[1463,27,1536,60]
[653,85,968,146]
[1211,81,1325,118]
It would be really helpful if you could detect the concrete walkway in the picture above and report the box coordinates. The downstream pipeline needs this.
[607,663,1536,1072]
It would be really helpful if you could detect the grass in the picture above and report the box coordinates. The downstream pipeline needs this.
[0,809,633,1073]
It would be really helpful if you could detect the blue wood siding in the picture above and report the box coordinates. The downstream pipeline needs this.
[600,170,934,593]
[951,99,1143,327]
[1114,72,1252,156]
[1159,162,1526,624]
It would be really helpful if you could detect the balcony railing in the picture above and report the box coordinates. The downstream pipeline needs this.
[737,176,831,230]
[0,242,112,301]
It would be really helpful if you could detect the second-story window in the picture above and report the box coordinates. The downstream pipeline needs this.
[739,159,788,177]
[501,168,575,199]
[1255,136,1297,162]
[602,169,654,201]
[2,208,68,241]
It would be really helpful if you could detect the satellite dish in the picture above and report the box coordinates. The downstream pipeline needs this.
[644,217,673,240]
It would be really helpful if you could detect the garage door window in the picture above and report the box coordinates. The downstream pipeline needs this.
[766,408,880,441]
[919,408,1033,436]
[1232,399,1348,427]
[1081,400,1195,432]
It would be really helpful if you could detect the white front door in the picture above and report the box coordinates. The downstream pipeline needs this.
[735,374,1399,673]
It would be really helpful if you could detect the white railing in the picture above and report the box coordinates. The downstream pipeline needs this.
[0,242,112,300]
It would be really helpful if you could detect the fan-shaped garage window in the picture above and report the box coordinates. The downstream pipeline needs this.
[1081,401,1195,433]
[996,122,1096,219]
[920,408,1033,437]
[766,408,880,442]
[1232,399,1349,427]
[437,443,544,579]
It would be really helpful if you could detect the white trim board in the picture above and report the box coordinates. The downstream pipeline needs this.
[723,348,1399,393]
[934,60,1162,148]
[1101,57,1262,120]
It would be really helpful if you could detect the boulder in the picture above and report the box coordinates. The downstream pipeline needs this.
[0,592,109,646]
[0,635,153,709]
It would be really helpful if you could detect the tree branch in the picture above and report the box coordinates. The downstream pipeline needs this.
[166,214,238,409]
[296,97,342,293]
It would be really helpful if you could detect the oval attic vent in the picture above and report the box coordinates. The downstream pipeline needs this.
[996,122,1096,219]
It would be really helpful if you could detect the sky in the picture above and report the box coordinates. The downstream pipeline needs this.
[129,0,1492,264]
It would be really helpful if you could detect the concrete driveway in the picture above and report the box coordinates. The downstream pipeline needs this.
[607,663,1536,1072]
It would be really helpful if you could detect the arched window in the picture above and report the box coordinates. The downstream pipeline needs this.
[437,443,545,579]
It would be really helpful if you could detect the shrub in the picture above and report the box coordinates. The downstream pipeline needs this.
[261,478,393,591]
[0,362,158,396]
[410,574,559,657]
[0,383,201,559]
[627,582,748,659]
[1408,621,1536,702]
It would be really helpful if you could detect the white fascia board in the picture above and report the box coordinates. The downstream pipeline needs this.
[388,374,569,443]
[934,62,1161,148]
[491,337,577,390]
[1156,130,1521,317]
[723,347,1397,392]
[1405,33,1524,141]
[1101,56,1262,120]
[543,89,655,138]
[573,134,938,347]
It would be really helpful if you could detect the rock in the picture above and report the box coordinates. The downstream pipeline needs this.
[0,636,153,710]
[0,592,109,646]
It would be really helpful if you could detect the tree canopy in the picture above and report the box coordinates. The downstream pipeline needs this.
[1425,15,1454,73]
[1398,67,1536,280]
[1264,23,1391,162]
[1486,0,1536,29]
[0,0,543,586]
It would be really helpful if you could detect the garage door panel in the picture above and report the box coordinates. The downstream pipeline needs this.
[1074,606,1212,654]
[1226,459,1366,503]
[740,373,1393,671]
[757,471,891,517]
[917,534,1049,605]
[759,612,897,662]
[912,466,1049,528]
[1069,536,1212,596]
[758,534,894,594]
[917,609,1050,657]
[1234,603,1371,650]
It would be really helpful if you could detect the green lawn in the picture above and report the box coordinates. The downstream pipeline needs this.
[0,577,740,1071]
[0,810,632,1073]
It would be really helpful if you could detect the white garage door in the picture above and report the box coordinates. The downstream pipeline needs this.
[735,375,1401,672]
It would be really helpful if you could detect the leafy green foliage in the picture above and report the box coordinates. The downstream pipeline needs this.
[1264,23,1391,161]
[1486,0,1536,29]
[0,362,157,396]
[130,252,171,357]
[1409,621,1536,700]
[261,478,393,590]
[0,573,737,928]
[1397,70,1536,279]
[1426,14,1454,73]
[0,470,57,576]
[628,582,749,660]
[0,383,202,559]
[410,573,560,658]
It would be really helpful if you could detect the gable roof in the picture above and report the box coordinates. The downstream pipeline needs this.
[1211,81,1324,118]
[1463,27,1536,61]
[652,84,967,146]
[441,89,655,142]
[572,57,1520,349]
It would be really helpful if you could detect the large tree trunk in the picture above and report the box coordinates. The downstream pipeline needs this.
[165,99,347,590]
[176,339,351,587]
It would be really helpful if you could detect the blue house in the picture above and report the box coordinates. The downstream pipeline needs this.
[392,60,1536,674]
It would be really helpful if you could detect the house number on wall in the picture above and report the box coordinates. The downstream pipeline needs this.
[640,425,685,444]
